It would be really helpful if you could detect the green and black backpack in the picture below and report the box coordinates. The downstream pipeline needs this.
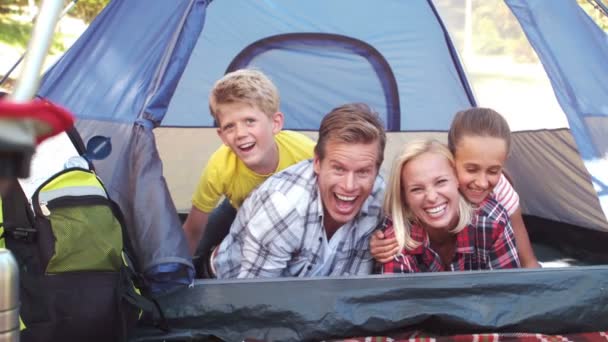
[0,167,166,342]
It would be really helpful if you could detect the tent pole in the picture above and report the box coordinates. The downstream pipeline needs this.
[10,0,64,101]
[588,0,608,17]
[0,0,65,181]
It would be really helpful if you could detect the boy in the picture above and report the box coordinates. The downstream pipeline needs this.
[182,69,315,262]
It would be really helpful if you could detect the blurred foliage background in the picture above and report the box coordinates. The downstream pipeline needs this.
[0,0,109,23]
[0,0,109,89]
[0,0,109,53]
[469,0,608,62]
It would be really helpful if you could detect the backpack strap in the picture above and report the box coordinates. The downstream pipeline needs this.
[1,178,37,257]
[108,194,170,333]
[120,266,170,333]
[1,179,52,326]
[1,180,37,245]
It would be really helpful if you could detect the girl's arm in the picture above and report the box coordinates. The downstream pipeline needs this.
[495,174,540,268]
[510,208,540,268]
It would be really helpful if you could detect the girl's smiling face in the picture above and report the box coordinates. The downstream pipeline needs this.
[454,135,508,205]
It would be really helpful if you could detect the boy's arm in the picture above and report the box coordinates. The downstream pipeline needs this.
[185,152,226,256]
[183,206,210,256]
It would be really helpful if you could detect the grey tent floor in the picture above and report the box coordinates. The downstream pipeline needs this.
[534,243,590,267]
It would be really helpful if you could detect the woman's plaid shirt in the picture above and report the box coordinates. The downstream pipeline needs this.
[380,197,520,273]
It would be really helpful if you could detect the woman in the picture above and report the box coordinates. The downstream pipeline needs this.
[372,108,538,268]
[378,139,520,273]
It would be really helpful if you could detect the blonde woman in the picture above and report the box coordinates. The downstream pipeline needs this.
[379,139,520,273]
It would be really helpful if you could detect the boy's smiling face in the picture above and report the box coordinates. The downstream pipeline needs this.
[216,102,284,175]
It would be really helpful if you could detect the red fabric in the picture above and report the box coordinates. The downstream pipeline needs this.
[380,197,520,273]
[341,330,608,342]
[0,98,74,144]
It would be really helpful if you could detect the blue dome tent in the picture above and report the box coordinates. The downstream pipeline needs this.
[36,0,608,340]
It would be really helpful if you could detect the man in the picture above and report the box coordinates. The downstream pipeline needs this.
[213,103,386,278]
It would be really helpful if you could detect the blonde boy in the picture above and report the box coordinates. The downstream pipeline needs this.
[183,69,315,260]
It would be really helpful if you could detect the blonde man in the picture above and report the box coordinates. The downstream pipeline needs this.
[183,69,315,271]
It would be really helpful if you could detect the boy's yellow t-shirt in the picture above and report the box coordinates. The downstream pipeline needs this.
[192,130,315,212]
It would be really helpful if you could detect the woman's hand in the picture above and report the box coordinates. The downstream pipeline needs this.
[370,230,400,263]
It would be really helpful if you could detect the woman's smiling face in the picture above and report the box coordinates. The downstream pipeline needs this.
[402,151,461,232]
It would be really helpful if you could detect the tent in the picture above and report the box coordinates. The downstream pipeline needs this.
[36,0,608,340]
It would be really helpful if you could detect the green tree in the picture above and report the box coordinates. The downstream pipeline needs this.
[578,0,608,31]
[468,0,608,62]
[471,0,536,62]
[70,0,109,23]
[0,0,109,23]
[0,0,109,90]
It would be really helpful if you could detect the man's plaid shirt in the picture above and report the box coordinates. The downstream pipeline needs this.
[380,197,520,273]
[214,159,385,278]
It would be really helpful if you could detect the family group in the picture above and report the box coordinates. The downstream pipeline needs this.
[182,69,539,280]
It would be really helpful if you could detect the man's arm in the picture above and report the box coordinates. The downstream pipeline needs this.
[183,206,210,256]
[381,253,418,274]
[370,230,400,263]
[236,191,302,278]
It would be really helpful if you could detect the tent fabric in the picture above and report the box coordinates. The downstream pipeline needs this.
[505,0,608,224]
[157,0,608,233]
[163,0,474,130]
[75,120,194,292]
[129,267,608,341]
[346,331,608,342]
[508,129,608,230]
[37,0,608,233]
[40,0,210,124]
[38,0,214,290]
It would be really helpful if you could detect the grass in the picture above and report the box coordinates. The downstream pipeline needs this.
[0,5,75,91]
[0,15,31,49]
[0,14,66,54]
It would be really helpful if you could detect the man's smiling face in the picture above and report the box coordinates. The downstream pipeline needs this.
[314,139,380,232]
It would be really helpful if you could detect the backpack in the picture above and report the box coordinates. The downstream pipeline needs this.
[0,167,167,342]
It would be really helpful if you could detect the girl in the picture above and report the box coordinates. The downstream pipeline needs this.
[379,139,520,273]
[372,108,539,268]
